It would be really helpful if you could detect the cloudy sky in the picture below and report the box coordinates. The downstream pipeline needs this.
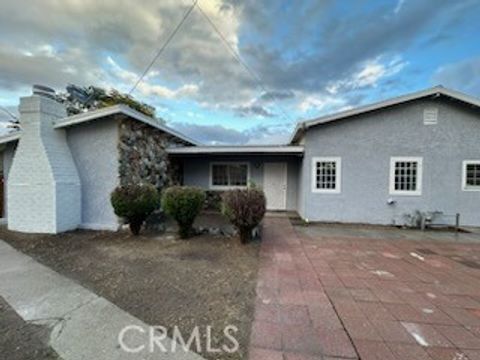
[0,0,479,144]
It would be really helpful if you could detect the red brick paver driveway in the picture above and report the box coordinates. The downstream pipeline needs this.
[249,217,480,360]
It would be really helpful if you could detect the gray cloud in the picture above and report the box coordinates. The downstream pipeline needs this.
[171,122,249,144]
[243,124,291,145]
[233,104,274,118]
[0,46,104,91]
[259,90,295,102]
[422,33,451,47]
[237,1,478,93]
[432,57,480,96]
[0,0,478,123]
[0,1,254,105]
[0,105,18,122]
[171,121,291,145]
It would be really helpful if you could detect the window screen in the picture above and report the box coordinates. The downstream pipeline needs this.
[465,162,480,188]
[315,161,338,190]
[211,163,248,187]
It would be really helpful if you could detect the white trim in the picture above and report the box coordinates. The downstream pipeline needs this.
[0,131,21,145]
[389,157,423,196]
[54,104,200,146]
[290,86,480,143]
[311,157,342,194]
[462,160,480,191]
[167,145,304,154]
[209,162,250,190]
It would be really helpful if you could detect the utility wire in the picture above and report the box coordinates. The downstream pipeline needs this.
[194,1,293,123]
[129,0,198,95]
[0,106,18,121]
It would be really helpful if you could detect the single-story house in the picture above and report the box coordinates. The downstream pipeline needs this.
[1,85,479,233]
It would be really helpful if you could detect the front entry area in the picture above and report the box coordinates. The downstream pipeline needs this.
[263,162,287,210]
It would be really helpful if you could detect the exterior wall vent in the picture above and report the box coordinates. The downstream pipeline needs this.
[424,108,438,125]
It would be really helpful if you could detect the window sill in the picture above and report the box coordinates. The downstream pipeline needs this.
[462,187,480,192]
[389,191,422,196]
[312,189,341,194]
[209,185,248,191]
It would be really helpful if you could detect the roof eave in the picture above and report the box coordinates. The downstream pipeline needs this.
[289,86,480,143]
[0,131,21,145]
[289,123,305,144]
[166,145,304,155]
[53,105,201,146]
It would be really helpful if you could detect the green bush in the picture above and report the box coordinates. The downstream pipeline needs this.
[162,186,206,238]
[222,188,266,243]
[204,190,223,211]
[111,184,160,235]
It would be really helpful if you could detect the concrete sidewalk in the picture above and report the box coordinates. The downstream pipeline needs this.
[0,240,205,360]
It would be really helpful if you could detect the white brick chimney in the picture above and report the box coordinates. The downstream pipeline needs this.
[7,89,81,233]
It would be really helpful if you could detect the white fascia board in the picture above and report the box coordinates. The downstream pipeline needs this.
[0,131,21,144]
[53,105,201,146]
[166,146,304,154]
[289,86,480,144]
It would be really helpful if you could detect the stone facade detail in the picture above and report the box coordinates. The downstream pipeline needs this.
[118,118,188,191]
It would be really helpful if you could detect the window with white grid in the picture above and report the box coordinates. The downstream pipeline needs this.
[389,157,422,195]
[462,161,480,191]
[210,163,249,189]
[312,157,341,193]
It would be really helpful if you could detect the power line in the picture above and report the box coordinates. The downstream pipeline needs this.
[194,2,294,123]
[0,106,18,121]
[129,0,198,95]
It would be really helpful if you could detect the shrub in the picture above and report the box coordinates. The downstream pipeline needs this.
[222,188,266,243]
[110,184,160,235]
[162,186,206,238]
[204,190,223,211]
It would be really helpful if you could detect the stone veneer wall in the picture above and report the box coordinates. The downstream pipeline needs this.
[118,118,188,191]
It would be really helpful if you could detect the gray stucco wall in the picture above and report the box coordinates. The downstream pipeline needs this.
[2,142,16,218]
[300,98,480,226]
[182,155,300,211]
[67,119,119,230]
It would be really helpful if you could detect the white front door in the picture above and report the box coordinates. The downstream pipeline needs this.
[263,162,287,210]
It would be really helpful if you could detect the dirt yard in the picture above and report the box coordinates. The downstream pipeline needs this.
[0,297,60,360]
[0,216,260,360]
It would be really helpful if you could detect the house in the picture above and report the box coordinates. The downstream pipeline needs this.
[0,89,197,233]
[1,85,480,233]
[169,86,480,227]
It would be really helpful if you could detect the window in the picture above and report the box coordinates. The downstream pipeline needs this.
[312,157,341,193]
[389,157,423,195]
[210,163,249,189]
[462,160,480,191]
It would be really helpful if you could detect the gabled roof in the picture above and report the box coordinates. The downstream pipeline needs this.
[290,86,480,144]
[53,104,200,145]
[0,131,21,145]
[167,145,304,155]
